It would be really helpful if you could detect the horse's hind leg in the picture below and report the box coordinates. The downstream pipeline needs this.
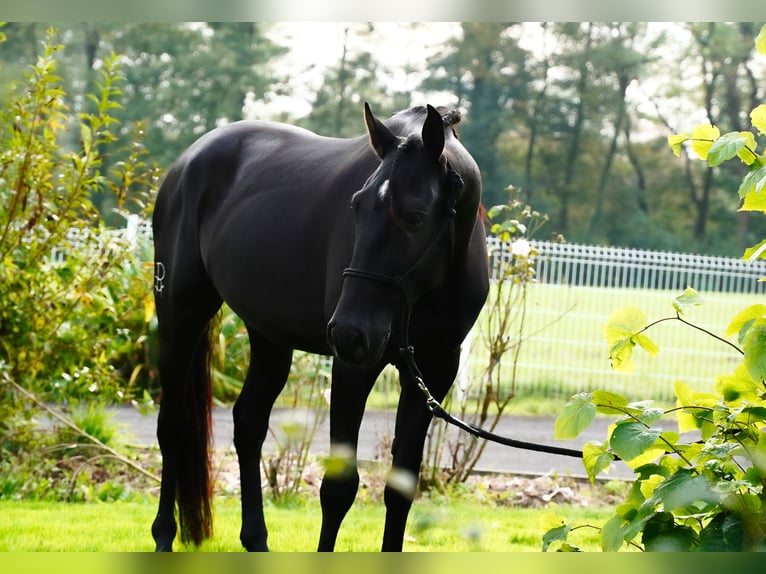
[151,251,222,551]
[233,332,293,551]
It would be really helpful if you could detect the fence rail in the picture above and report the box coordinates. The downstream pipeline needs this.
[475,239,766,402]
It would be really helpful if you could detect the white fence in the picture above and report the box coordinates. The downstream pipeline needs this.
[474,239,766,402]
[50,215,153,264]
[59,222,766,402]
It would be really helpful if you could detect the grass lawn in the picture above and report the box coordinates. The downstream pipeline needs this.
[0,496,614,552]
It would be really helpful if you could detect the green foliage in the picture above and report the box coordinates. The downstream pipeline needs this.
[544,27,766,551]
[548,290,766,550]
[0,28,160,501]
[668,28,766,264]
[0,29,157,404]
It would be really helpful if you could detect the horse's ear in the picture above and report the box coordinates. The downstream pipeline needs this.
[422,104,445,162]
[364,102,397,159]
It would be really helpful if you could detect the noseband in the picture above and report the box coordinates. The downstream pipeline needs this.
[341,167,462,322]
[341,204,456,329]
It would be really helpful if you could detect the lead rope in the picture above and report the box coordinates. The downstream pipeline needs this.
[397,325,585,459]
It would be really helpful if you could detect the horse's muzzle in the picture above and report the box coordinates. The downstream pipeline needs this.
[326,317,389,367]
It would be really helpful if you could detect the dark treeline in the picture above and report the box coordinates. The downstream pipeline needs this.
[2,22,765,256]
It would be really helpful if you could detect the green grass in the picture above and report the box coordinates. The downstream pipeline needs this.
[442,283,753,406]
[0,496,613,552]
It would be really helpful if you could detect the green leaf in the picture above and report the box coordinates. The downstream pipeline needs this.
[604,305,647,343]
[604,306,649,372]
[80,123,93,150]
[757,25,766,56]
[674,380,719,435]
[634,406,664,426]
[737,131,758,165]
[627,447,666,470]
[672,286,703,315]
[608,338,635,372]
[725,304,766,339]
[706,131,755,166]
[690,123,720,160]
[541,514,572,552]
[737,157,766,199]
[582,440,614,483]
[634,333,659,356]
[740,192,766,213]
[648,469,718,511]
[697,513,744,552]
[714,364,759,404]
[642,511,698,552]
[638,473,666,499]
[742,318,766,382]
[748,104,766,139]
[610,422,661,462]
[554,393,596,439]
[600,514,630,552]
[592,390,628,414]
[674,380,694,405]
[486,204,507,220]
[742,239,766,262]
[735,405,766,424]
[667,133,689,157]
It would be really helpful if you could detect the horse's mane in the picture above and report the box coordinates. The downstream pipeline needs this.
[387,105,462,139]
[437,107,462,129]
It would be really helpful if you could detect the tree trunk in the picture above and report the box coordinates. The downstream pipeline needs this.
[590,73,629,234]
[558,22,592,234]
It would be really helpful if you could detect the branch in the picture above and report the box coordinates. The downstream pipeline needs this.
[5,377,160,483]
[639,313,743,356]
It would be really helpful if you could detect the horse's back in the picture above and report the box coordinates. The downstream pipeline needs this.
[153,120,375,352]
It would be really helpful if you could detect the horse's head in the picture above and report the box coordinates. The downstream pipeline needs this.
[327,103,464,367]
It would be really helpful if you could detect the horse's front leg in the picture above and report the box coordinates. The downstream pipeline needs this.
[382,346,460,551]
[317,361,380,551]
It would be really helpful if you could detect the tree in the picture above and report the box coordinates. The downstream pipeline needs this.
[301,24,411,137]
[587,23,653,236]
[422,23,531,207]
[105,23,286,168]
[672,23,763,250]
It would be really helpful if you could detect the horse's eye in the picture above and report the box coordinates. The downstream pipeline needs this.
[402,211,427,229]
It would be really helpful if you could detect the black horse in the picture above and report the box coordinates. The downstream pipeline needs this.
[150,103,489,552]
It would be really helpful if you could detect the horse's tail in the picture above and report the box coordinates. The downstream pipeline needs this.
[176,318,216,546]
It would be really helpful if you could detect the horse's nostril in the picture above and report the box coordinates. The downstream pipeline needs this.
[349,328,366,353]
[328,321,369,364]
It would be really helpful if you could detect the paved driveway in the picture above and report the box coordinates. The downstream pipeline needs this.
[112,406,668,480]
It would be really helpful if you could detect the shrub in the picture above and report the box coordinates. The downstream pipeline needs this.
[0,28,158,405]
[0,27,159,500]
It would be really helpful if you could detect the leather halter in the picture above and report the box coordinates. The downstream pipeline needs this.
[341,167,461,316]
[341,211,456,314]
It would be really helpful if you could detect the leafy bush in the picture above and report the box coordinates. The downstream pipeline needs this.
[0,28,158,405]
[543,24,766,552]
[0,27,160,500]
